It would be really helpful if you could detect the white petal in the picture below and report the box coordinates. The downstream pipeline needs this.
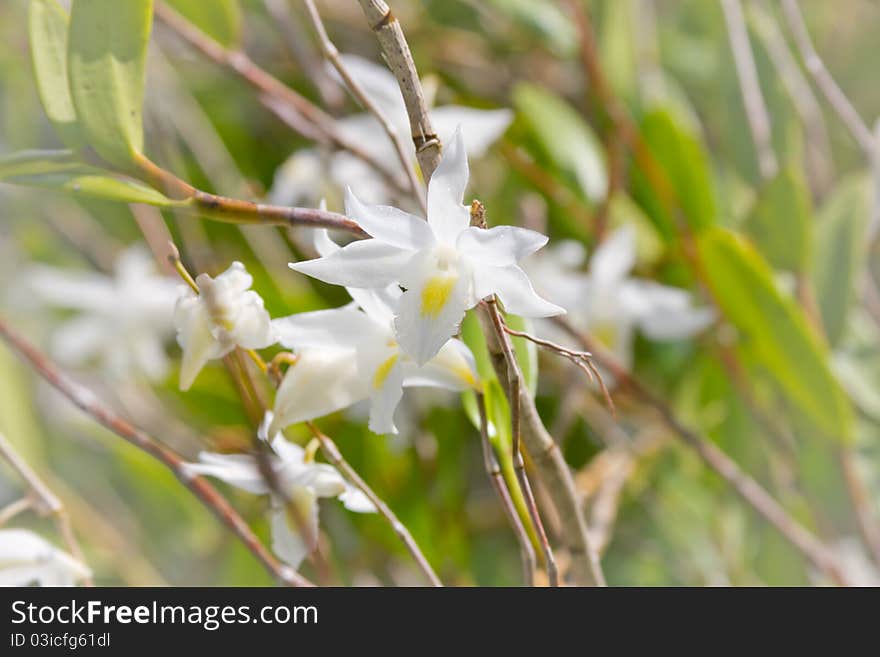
[273,305,382,351]
[395,253,471,365]
[427,128,471,244]
[337,55,409,129]
[477,264,565,317]
[229,290,276,349]
[26,266,117,313]
[296,463,347,498]
[313,228,340,258]
[269,149,325,207]
[431,105,513,157]
[269,490,319,569]
[182,452,269,494]
[367,354,407,434]
[174,295,226,391]
[347,285,400,327]
[0,529,91,586]
[591,226,636,286]
[270,348,369,435]
[344,188,433,250]
[50,315,108,366]
[403,338,479,391]
[338,485,377,513]
[289,239,412,289]
[457,225,549,266]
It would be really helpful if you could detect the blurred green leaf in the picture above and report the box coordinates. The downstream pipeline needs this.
[68,0,153,168]
[513,83,607,203]
[599,0,637,101]
[28,0,83,148]
[811,174,871,346]
[0,149,175,205]
[743,167,813,273]
[485,0,576,56]
[698,227,853,442]
[634,108,716,236]
[164,0,241,47]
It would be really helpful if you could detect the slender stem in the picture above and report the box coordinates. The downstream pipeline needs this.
[779,0,874,157]
[153,0,408,195]
[553,316,850,585]
[720,0,778,180]
[0,317,313,588]
[354,0,442,180]
[307,422,443,586]
[0,498,32,527]
[0,431,93,585]
[302,0,427,214]
[476,392,537,585]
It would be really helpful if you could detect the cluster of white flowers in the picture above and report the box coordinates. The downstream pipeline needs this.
[526,225,714,372]
[270,55,513,209]
[184,412,374,569]
[0,529,91,586]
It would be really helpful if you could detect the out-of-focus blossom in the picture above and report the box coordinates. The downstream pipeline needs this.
[290,130,562,365]
[184,413,374,568]
[174,262,276,391]
[26,245,178,381]
[0,529,91,586]
[527,226,714,370]
[270,54,513,208]
[274,230,479,435]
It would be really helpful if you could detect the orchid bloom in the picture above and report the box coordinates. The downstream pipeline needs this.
[528,226,714,370]
[270,54,513,207]
[184,413,374,568]
[290,129,563,365]
[174,262,276,390]
[272,232,479,435]
[26,245,178,381]
[0,529,91,586]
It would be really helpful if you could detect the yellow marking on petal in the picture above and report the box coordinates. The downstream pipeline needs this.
[420,275,457,319]
[454,363,479,390]
[373,354,399,390]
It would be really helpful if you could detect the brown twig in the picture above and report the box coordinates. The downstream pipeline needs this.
[477,391,537,585]
[354,0,442,180]
[306,422,443,586]
[0,317,313,588]
[553,315,850,585]
[302,0,427,213]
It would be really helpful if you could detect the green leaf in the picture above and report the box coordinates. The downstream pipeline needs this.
[68,0,153,168]
[28,0,83,148]
[811,174,871,346]
[634,109,716,236]
[0,150,175,206]
[484,0,576,56]
[599,0,637,101]
[513,83,607,203]
[164,0,241,47]
[698,227,853,442]
[743,167,813,273]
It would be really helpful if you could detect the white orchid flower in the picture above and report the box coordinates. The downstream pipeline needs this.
[290,129,563,365]
[528,226,714,371]
[0,529,91,586]
[26,245,178,382]
[270,54,513,208]
[184,413,374,568]
[273,232,480,435]
[174,262,276,391]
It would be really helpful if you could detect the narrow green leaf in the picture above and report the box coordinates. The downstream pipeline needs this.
[484,0,576,56]
[164,0,241,47]
[811,174,871,346]
[68,0,153,168]
[29,0,83,148]
[743,167,813,273]
[698,228,853,442]
[513,83,607,203]
[634,109,716,236]
[0,150,175,206]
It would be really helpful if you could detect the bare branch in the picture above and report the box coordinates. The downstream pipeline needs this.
[354,0,442,180]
